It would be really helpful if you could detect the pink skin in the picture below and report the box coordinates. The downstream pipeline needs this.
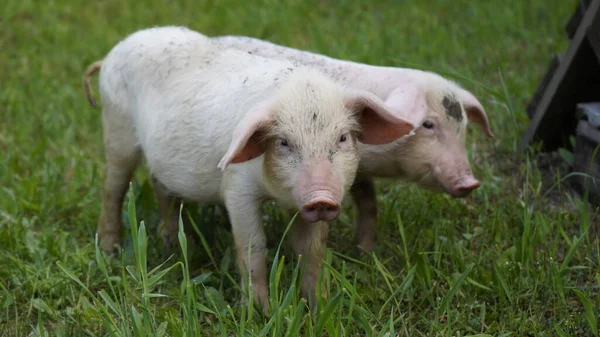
[216,88,416,311]
[294,160,343,223]
[301,198,340,223]
[434,160,481,198]
[380,85,482,197]
[444,88,490,196]
[434,140,481,198]
[386,87,485,199]
[211,36,495,253]
[212,35,495,199]
[454,175,480,197]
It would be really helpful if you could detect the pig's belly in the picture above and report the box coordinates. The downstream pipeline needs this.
[138,110,230,205]
[147,157,224,205]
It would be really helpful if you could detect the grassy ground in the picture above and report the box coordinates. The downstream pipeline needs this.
[1,0,599,336]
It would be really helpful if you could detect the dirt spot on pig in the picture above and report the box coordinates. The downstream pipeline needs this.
[442,94,463,122]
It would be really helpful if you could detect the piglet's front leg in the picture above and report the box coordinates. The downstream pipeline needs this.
[223,187,270,315]
[350,174,378,251]
[290,216,329,306]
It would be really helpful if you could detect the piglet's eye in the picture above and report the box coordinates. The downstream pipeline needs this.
[339,134,348,143]
[275,138,293,156]
[422,121,434,129]
[278,138,289,147]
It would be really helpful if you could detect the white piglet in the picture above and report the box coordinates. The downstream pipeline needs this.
[84,26,416,312]
[215,35,494,251]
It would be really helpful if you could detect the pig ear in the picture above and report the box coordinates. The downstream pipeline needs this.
[382,83,429,126]
[457,88,494,138]
[344,90,417,145]
[217,102,274,170]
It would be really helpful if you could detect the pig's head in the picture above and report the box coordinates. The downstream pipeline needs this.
[362,73,493,198]
[218,70,415,222]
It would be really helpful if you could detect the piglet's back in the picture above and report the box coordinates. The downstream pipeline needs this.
[98,26,213,105]
[96,26,348,202]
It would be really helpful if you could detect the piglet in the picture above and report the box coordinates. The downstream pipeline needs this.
[214,35,494,251]
[83,26,416,312]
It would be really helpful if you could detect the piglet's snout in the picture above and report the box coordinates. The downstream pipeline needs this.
[450,175,480,198]
[301,198,340,223]
[295,160,343,223]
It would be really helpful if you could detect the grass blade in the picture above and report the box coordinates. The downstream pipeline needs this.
[572,289,599,337]
[314,291,343,335]
[438,263,475,315]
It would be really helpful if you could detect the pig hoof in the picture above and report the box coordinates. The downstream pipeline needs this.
[261,304,270,317]
[254,291,270,315]
[316,285,328,302]
[241,293,270,317]
[356,238,376,252]
[161,233,180,257]
[98,232,121,254]
[300,276,327,308]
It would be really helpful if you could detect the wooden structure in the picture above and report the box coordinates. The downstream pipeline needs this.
[522,0,600,151]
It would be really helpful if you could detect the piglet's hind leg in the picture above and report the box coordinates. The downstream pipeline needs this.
[97,128,141,253]
[350,175,378,252]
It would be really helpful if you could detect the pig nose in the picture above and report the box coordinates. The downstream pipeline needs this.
[451,177,480,198]
[300,200,341,223]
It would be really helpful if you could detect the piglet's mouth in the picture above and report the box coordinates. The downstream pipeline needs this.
[430,164,480,198]
[294,160,343,223]
[444,175,481,198]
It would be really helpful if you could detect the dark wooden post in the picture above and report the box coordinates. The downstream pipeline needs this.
[521,0,600,152]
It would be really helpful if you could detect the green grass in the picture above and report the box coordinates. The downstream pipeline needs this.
[1,0,599,336]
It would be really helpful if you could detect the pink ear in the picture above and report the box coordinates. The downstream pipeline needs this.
[382,83,429,126]
[218,102,274,170]
[344,91,417,145]
[457,88,494,138]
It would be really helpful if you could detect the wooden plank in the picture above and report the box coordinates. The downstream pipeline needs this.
[526,54,562,119]
[588,10,600,60]
[521,0,600,152]
[566,0,589,39]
